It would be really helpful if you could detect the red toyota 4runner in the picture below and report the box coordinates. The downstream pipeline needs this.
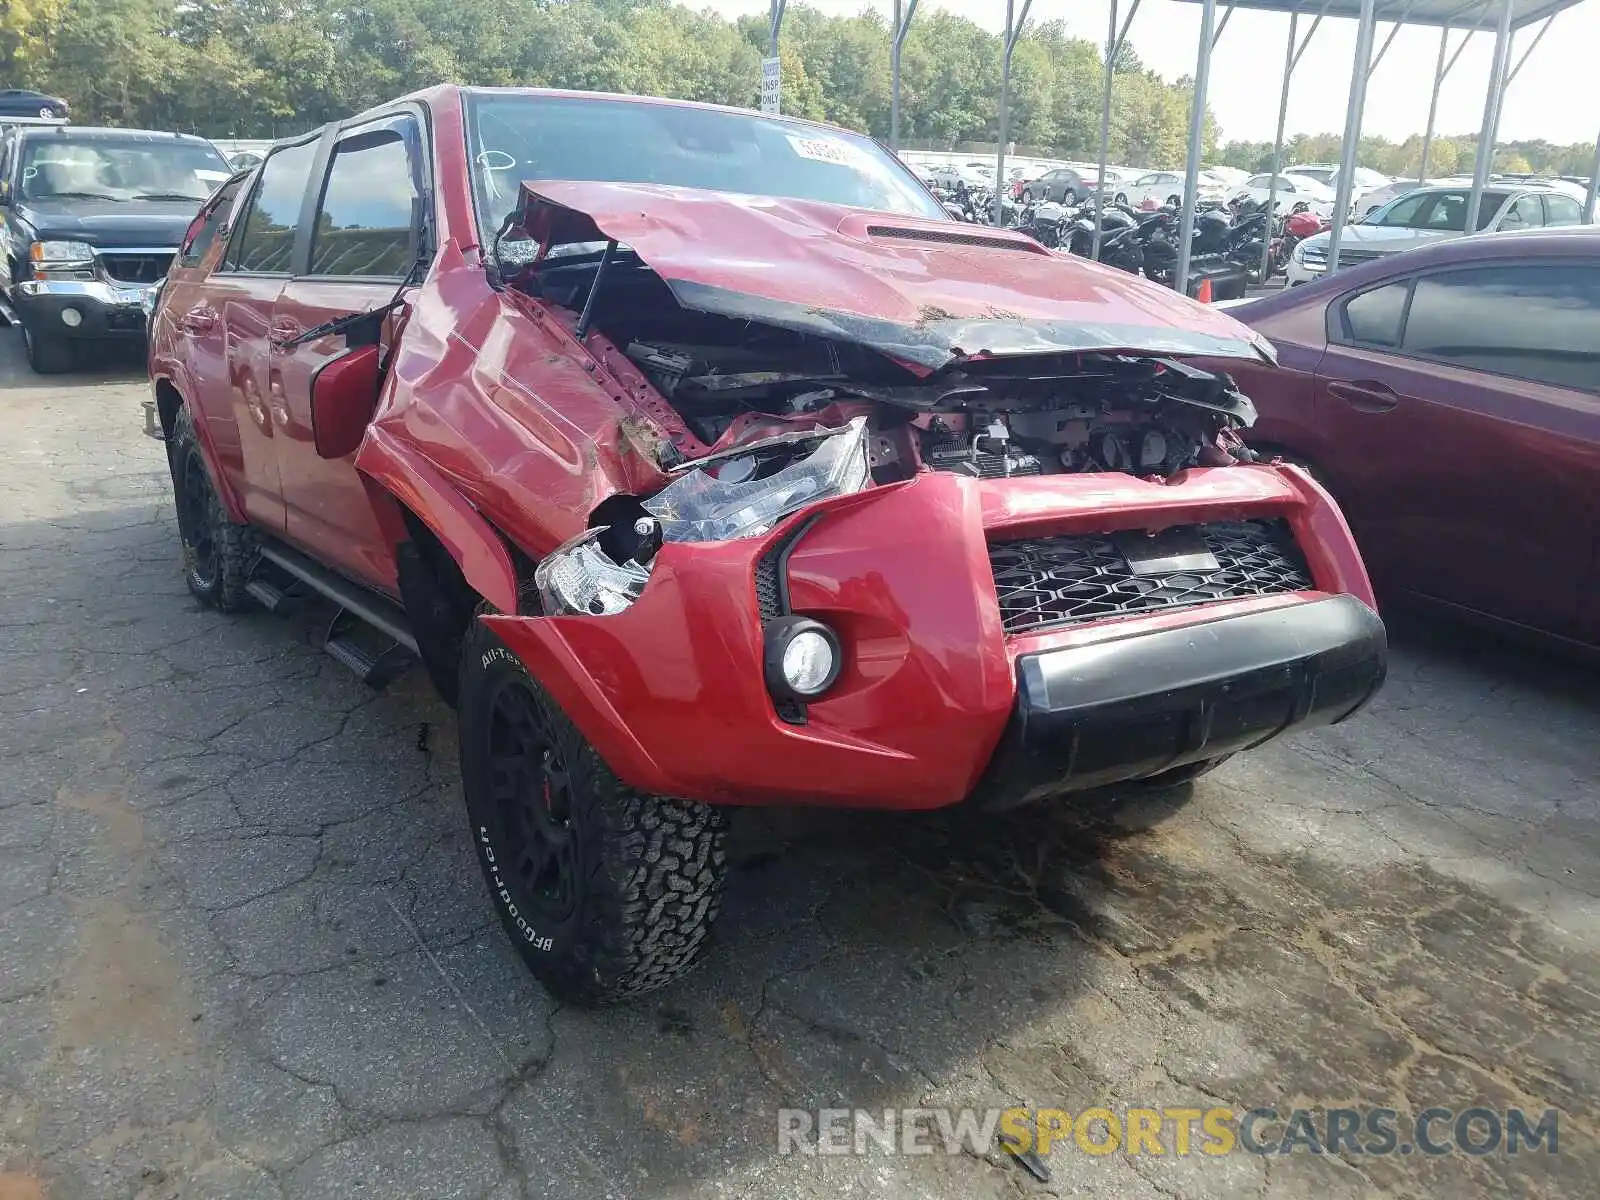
[149,87,1386,1004]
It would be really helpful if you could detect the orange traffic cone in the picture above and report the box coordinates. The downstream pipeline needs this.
[1196,277,1213,304]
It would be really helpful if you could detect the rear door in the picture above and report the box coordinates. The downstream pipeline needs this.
[1315,260,1600,637]
[269,112,427,593]
[203,135,323,532]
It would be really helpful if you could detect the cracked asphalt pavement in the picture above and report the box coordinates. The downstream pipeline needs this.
[0,336,1595,1200]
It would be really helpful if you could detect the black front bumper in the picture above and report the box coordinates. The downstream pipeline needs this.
[973,595,1387,809]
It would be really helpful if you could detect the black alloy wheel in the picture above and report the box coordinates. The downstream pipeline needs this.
[177,441,220,593]
[485,676,580,925]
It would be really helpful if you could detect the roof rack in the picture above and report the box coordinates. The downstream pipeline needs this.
[0,116,69,129]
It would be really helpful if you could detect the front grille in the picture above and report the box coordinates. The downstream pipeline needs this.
[97,252,173,285]
[1301,247,1384,266]
[988,520,1313,635]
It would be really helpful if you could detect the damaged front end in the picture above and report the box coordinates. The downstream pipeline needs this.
[478,182,1380,809]
[503,183,1271,617]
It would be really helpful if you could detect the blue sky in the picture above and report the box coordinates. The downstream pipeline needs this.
[702,0,1600,148]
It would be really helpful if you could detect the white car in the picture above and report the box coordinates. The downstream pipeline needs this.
[1231,172,1337,217]
[1285,181,1590,284]
[1202,164,1250,188]
[1119,169,1232,211]
[1351,176,1467,220]
[1286,163,1391,195]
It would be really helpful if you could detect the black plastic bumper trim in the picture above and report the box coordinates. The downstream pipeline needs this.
[973,595,1387,809]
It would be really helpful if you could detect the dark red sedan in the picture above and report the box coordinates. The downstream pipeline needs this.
[1223,226,1600,648]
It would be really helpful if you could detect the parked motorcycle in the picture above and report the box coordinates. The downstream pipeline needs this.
[1013,200,1073,248]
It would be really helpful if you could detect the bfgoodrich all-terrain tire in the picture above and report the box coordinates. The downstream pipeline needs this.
[458,619,729,1005]
[168,405,255,611]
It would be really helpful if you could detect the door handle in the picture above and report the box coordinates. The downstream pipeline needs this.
[181,307,215,334]
[1327,379,1399,413]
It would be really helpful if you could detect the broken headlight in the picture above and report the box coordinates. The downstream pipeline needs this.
[643,417,871,542]
[534,527,652,617]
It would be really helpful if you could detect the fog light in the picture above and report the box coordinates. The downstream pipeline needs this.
[763,616,841,702]
[60,307,83,328]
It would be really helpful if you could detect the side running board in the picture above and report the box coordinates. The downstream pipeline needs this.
[253,540,418,688]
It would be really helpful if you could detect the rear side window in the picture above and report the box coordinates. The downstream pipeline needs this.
[1402,264,1600,391]
[1498,194,1542,230]
[309,128,419,278]
[1339,281,1409,347]
[226,139,317,274]
[178,176,244,268]
[1544,194,1583,226]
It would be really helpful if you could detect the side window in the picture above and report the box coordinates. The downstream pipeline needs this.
[1418,193,1464,230]
[1402,264,1600,391]
[1375,192,1429,227]
[1498,194,1542,230]
[1338,280,1410,348]
[309,126,420,279]
[224,139,318,274]
[178,176,245,268]
[1544,194,1583,226]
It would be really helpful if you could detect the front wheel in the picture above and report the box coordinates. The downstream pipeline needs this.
[20,323,73,374]
[1021,188,1034,204]
[458,620,729,1006]
[1114,192,1128,207]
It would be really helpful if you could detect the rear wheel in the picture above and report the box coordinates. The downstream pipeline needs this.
[168,405,255,611]
[458,619,729,1005]
[20,322,73,374]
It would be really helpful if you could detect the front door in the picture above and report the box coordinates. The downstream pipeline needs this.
[204,136,324,532]
[270,115,427,595]
[1316,262,1600,638]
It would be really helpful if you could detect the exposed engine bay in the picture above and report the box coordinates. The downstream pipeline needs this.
[515,245,1262,616]
[522,246,1258,481]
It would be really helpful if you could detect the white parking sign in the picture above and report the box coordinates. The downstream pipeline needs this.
[761,55,781,115]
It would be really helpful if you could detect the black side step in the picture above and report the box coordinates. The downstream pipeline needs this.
[253,540,419,687]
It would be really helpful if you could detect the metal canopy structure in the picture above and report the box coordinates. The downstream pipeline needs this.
[773,0,1597,292]
[1168,0,1577,20]
[1146,0,1596,293]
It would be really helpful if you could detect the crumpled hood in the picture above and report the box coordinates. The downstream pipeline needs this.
[514,181,1274,371]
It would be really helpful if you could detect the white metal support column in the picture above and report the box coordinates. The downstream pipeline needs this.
[1464,0,1515,236]
[1420,23,1475,181]
[1174,0,1218,296]
[1093,0,1144,259]
[1261,1,1329,281]
[1585,129,1600,223]
[1505,14,1557,84]
[995,0,1035,227]
[1325,0,1378,274]
[890,0,919,150]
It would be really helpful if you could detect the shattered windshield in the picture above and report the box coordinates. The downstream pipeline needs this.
[464,91,945,244]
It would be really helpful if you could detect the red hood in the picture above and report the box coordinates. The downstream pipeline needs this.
[512,181,1273,371]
